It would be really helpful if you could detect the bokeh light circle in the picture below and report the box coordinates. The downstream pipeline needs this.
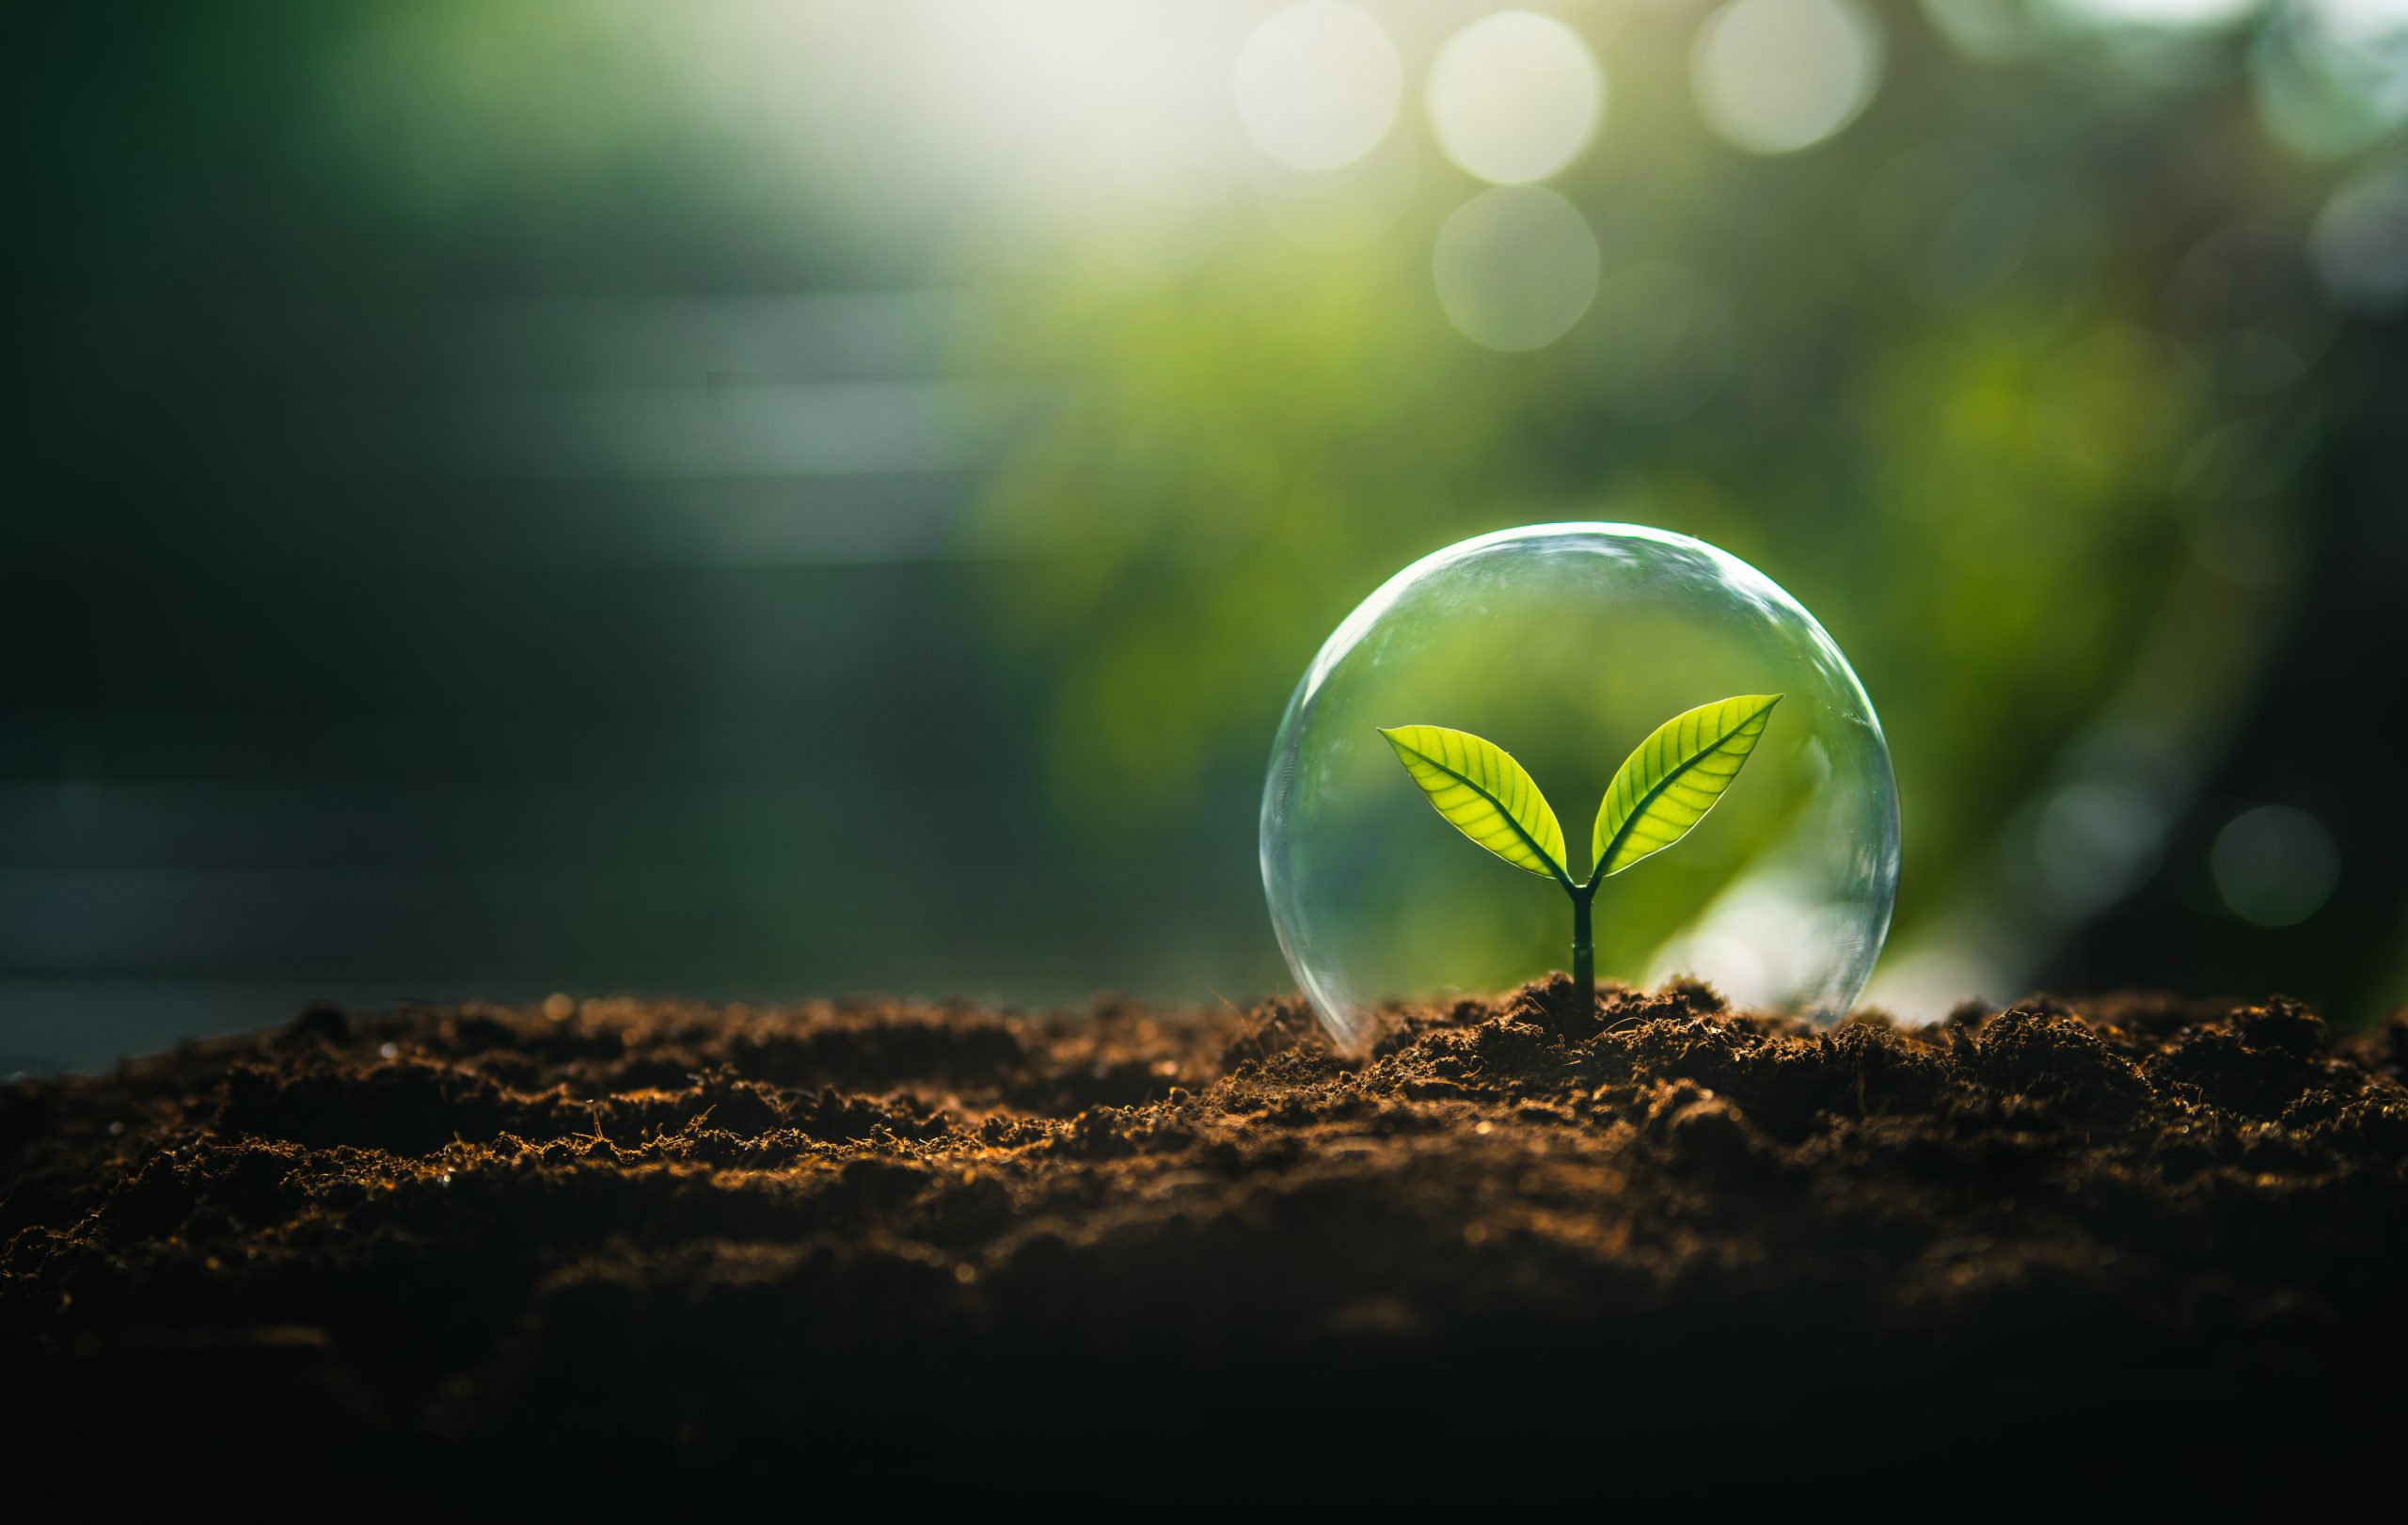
[2249,0,2408,160]
[2028,326,2210,474]
[2211,804,2341,927]
[1433,185,1599,351]
[2163,224,2335,395]
[1858,140,2036,308]
[1426,10,1607,183]
[2312,156,2408,311]
[1232,1,1403,171]
[1692,0,1885,154]
[1261,523,1902,1050]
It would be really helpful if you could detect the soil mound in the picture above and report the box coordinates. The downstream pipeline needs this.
[6,979,2404,1502]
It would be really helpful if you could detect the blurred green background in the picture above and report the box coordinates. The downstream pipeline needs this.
[8,0,2407,1069]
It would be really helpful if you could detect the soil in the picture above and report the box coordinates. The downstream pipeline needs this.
[5,977,2406,1505]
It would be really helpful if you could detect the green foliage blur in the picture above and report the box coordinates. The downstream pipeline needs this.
[8,1,2407,1068]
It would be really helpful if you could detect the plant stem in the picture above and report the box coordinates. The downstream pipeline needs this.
[1569,886,1594,1009]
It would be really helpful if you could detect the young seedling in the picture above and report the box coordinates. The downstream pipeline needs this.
[1379,694,1782,1004]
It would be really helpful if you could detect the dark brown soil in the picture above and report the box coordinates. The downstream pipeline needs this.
[6,978,2406,1504]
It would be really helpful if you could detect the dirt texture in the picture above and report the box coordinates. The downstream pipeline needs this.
[5,978,2406,1504]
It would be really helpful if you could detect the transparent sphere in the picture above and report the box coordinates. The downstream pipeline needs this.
[1260,523,1900,1049]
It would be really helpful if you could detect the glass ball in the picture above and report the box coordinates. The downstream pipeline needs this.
[1259,522,1900,1049]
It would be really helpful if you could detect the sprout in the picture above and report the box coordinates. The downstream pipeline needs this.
[1380,694,1782,1002]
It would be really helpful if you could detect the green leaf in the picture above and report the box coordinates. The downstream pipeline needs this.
[1591,694,1782,879]
[1378,724,1568,882]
